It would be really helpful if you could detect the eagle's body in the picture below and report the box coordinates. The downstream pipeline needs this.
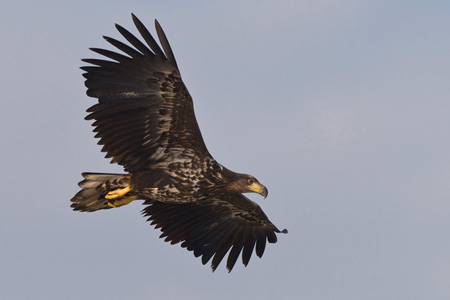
[71,14,286,272]
[132,159,222,203]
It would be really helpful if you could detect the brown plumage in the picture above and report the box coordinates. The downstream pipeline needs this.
[70,14,287,272]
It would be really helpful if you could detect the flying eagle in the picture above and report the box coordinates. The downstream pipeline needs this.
[71,14,287,272]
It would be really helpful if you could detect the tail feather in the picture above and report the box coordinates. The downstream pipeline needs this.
[70,172,133,212]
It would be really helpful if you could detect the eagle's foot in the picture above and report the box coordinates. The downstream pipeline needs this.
[105,186,131,199]
[107,195,137,208]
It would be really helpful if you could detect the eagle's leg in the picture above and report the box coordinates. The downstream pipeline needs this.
[107,195,137,208]
[105,186,131,199]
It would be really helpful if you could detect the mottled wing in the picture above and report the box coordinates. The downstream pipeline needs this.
[142,194,287,272]
[82,14,210,172]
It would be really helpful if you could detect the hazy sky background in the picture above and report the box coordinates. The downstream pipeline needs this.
[2,1,450,299]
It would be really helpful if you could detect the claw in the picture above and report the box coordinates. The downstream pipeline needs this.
[105,186,131,199]
[107,195,137,207]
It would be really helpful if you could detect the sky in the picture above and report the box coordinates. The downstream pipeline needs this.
[1,0,450,299]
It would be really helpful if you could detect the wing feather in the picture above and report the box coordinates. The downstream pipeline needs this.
[89,48,133,63]
[200,224,234,265]
[241,231,256,266]
[82,14,210,172]
[142,193,286,272]
[132,14,165,58]
[114,24,154,57]
[154,19,179,70]
[103,35,144,60]
[226,238,244,272]
[255,235,267,258]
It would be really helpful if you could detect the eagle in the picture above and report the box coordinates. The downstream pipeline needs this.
[71,14,287,272]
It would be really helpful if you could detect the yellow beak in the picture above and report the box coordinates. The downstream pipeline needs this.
[249,182,268,198]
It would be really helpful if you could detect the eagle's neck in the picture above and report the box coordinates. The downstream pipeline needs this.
[217,167,247,194]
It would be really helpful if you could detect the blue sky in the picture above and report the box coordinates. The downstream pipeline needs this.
[1,1,450,299]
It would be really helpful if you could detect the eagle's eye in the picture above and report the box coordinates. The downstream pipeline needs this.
[247,178,254,185]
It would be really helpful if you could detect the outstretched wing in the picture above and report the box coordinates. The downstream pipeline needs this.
[142,194,287,272]
[82,14,211,172]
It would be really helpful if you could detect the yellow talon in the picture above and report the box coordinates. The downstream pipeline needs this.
[107,195,137,208]
[105,186,131,199]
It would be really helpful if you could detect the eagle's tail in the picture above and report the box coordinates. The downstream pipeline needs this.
[70,173,136,212]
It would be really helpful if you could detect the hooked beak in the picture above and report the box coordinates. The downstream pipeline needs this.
[249,182,268,198]
[260,185,268,198]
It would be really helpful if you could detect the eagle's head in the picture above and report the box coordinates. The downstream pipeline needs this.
[228,174,268,198]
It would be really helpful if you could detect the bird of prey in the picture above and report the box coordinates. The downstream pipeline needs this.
[71,14,287,272]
